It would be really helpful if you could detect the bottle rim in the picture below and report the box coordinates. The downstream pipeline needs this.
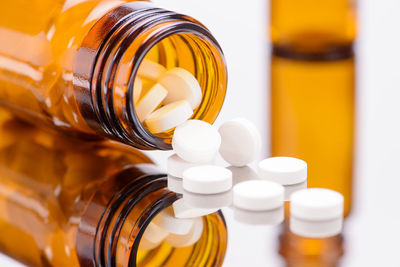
[74,3,227,150]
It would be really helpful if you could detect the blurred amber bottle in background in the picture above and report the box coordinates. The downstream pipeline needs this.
[270,0,356,217]
[0,109,227,267]
[0,0,227,150]
[270,0,356,265]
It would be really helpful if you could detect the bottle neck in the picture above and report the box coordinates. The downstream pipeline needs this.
[76,164,227,267]
[74,2,227,150]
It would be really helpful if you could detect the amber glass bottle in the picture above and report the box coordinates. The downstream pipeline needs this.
[270,0,356,217]
[0,109,227,267]
[0,0,227,150]
[270,1,356,266]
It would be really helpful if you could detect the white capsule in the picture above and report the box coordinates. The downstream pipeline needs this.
[258,157,307,185]
[172,120,221,163]
[233,180,284,211]
[159,68,202,109]
[145,100,193,133]
[167,153,215,178]
[152,207,194,235]
[172,198,218,219]
[133,78,143,104]
[165,217,204,248]
[183,165,232,194]
[137,59,166,82]
[135,83,168,122]
[218,118,261,167]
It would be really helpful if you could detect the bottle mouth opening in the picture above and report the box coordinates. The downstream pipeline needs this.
[79,4,227,150]
[123,24,227,149]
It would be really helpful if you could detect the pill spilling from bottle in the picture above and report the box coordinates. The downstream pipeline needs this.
[139,117,344,251]
[134,60,203,135]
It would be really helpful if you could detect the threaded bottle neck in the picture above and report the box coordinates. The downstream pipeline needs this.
[74,2,227,150]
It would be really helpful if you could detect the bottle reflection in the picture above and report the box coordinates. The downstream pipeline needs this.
[279,222,344,267]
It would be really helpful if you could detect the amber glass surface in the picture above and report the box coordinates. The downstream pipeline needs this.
[0,0,227,150]
[270,0,356,55]
[0,109,227,267]
[271,54,354,216]
[279,222,344,267]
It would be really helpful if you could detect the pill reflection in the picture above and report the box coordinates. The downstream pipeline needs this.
[233,206,284,225]
[183,190,232,209]
[227,165,260,186]
[167,175,184,194]
[283,181,307,201]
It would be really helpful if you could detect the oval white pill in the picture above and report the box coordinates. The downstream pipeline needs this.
[258,157,307,185]
[159,68,202,109]
[142,222,169,244]
[172,120,221,163]
[290,188,344,221]
[172,198,218,219]
[218,118,261,167]
[133,78,143,104]
[135,83,168,122]
[152,207,195,235]
[145,100,193,133]
[138,236,161,250]
[233,180,284,211]
[183,165,232,194]
[167,153,215,178]
[165,217,204,248]
[137,59,166,81]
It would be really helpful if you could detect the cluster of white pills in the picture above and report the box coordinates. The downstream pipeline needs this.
[141,117,345,249]
[134,60,202,133]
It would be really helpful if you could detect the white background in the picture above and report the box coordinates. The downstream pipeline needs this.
[2,0,400,266]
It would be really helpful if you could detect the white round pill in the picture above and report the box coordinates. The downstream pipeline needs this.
[172,198,218,219]
[145,100,193,133]
[135,83,168,122]
[183,165,232,194]
[167,153,216,178]
[152,207,194,235]
[172,120,221,163]
[258,157,307,185]
[233,180,284,211]
[137,59,166,82]
[159,68,202,109]
[218,118,261,167]
[290,188,344,221]
[165,217,204,248]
